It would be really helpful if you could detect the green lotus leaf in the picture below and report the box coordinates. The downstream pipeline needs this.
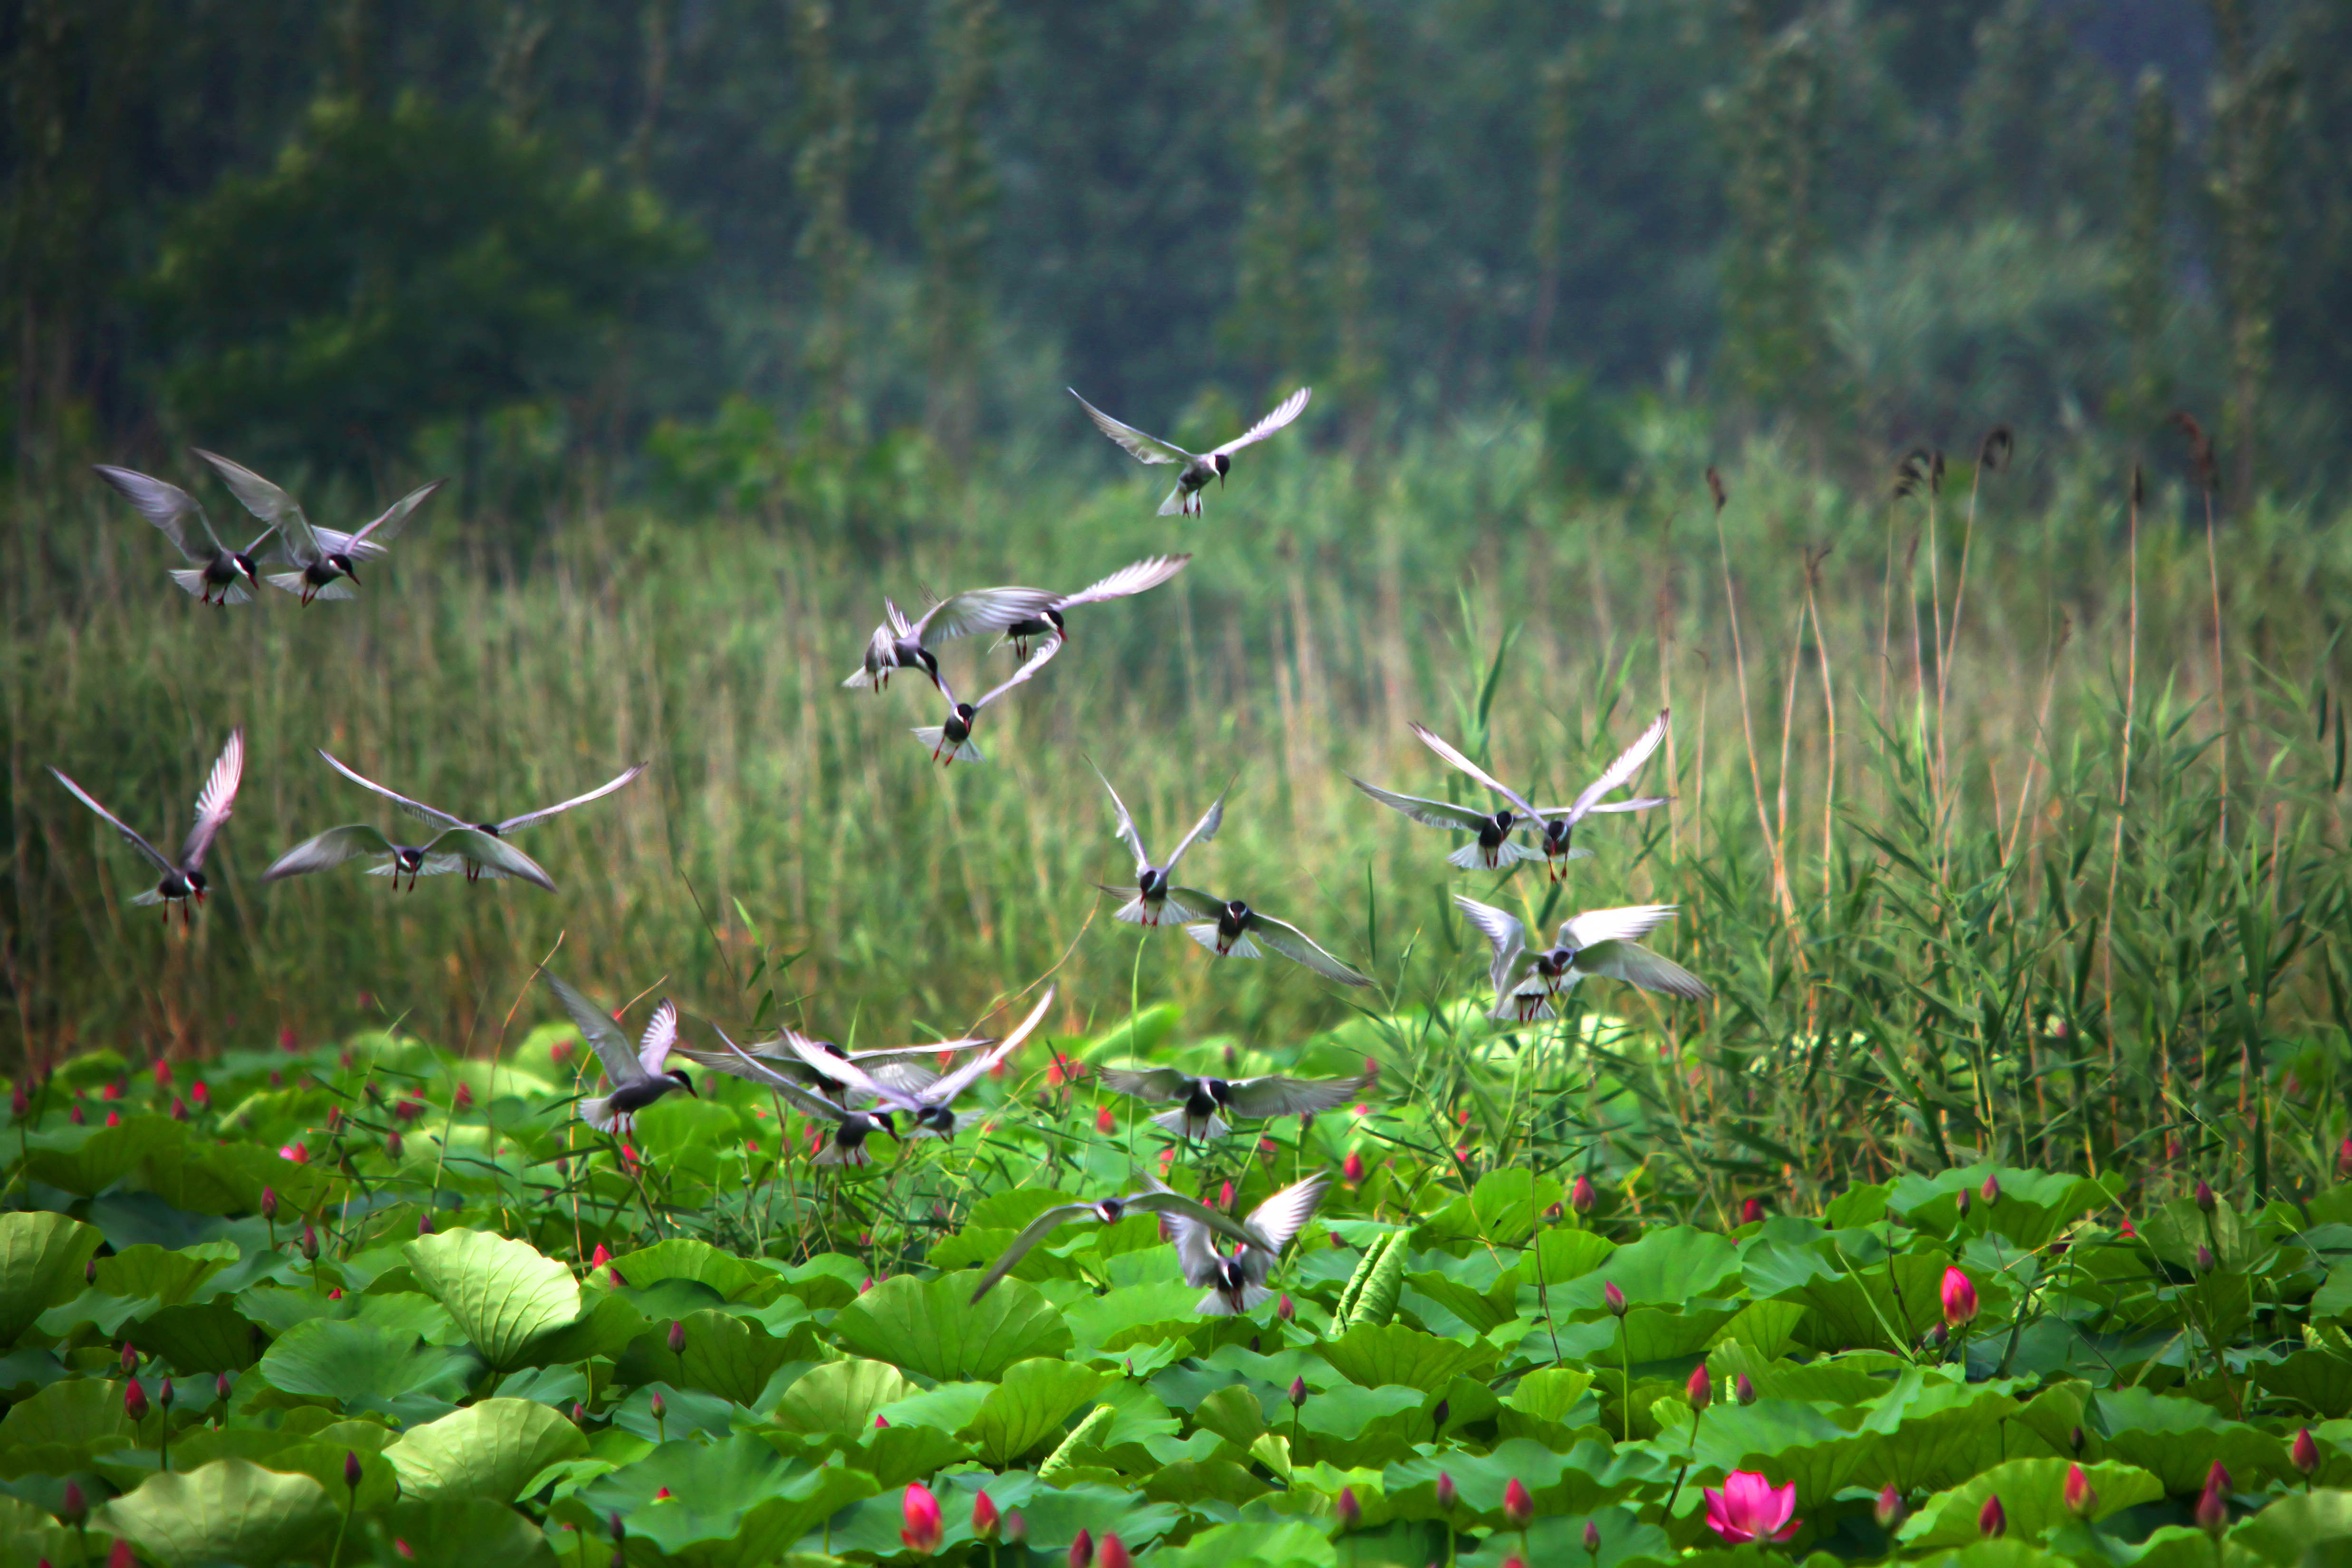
[0,1492,78,1567]
[608,1238,765,1301]
[244,1439,404,1512]
[0,1211,106,1345]
[378,1499,563,1568]
[1383,1438,1670,1521]
[1457,1507,1672,1568]
[2092,1386,2291,1493]
[1317,1320,1499,1392]
[0,1374,137,1455]
[515,1289,644,1366]
[20,1115,189,1197]
[830,1271,1071,1381]
[619,1308,794,1405]
[771,1358,917,1434]
[91,1457,337,1567]
[258,1317,483,1410]
[404,1228,583,1369]
[1192,1384,1269,1449]
[1065,1282,1212,1355]
[1553,1301,1743,1363]
[552,1434,877,1568]
[1499,1227,1619,1293]
[385,1396,589,1502]
[1851,1376,2035,1494]
[1552,1225,1739,1312]
[199,1141,335,1214]
[1707,1299,1809,1359]
[2255,1350,2352,1420]
[2228,1487,2352,1565]
[1409,1272,1516,1333]
[961,1357,1110,1465]
[1792,1252,1965,1353]
[854,1418,975,1486]
[1503,1366,1596,1422]
[1682,1397,1872,1506]
[1900,1458,2163,1547]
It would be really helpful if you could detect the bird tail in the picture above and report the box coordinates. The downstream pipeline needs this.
[1447,840,1541,871]
[168,568,209,599]
[580,1096,622,1134]
[1157,485,1187,517]
[841,667,875,689]
[1195,1284,1272,1317]
[1111,893,1156,926]
[812,1140,871,1167]
[130,889,166,908]
[1488,993,1558,1024]
[911,727,984,765]
[264,572,307,595]
[1150,1107,1227,1140]
[1183,922,1259,959]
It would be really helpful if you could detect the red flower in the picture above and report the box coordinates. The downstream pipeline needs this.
[971,1490,1001,1541]
[1098,1534,1132,1568]
[104,1110,121,1127]
[1503,1478,1533,1528]
[1686,1364,1711,1410]
[124,1377,149,1422]
[191,1081,210,1107]
[899,1483,943,1556]
[101,1081,123,1101]
[2065,1462,2096,1517]
[1979,1496,2007,1537]
[1217,1180,1235,1211]
[1704,1471,1799,1543]
[1343,1150,1366,1185]
[1069,1527,1094,1568]
[1095,1105,1116,1134]
[454,1083,475,1111]
[279,1141,309,1165]
[1740,1196,1763,1224]
[1571,1175,1596,1213]
[1941,1266,1979,1327]
[153,1059,173,1088]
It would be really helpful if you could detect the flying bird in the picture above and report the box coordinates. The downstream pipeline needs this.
[315,750,645,881]
[49,729,244,925]
[991,555,1192,657]
[1070,386,1311,516]
[1091,765,1225,927]
[1148,887,1371,986]
[1095,1067,1371,1141]
[1454,896,1710,1022]
[542,973,697,1135]
[788,988,1055,1137]
[700,1025,906,1167]
[844,587,1058,692]
[1171,1173,1329,1315]
[260,824,557,892]
[193,449,442,605]
[677,1027,994,1103]
[912,635,1064,765]
[94,465,277,605]
[968,1177,1274,1303]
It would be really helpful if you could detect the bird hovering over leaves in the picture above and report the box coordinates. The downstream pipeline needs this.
[991,555,1192,658]
[678,1027,994,1104]
[700,1024,909,1167]
[315,750,644,881]
[94,465,277,605]
[542,972,696,1135]
[1091,764,1226,927]
[1142,887,1371,986]
[968,1174,1274,1303]
[845,587,1058,692]
[1095,1067,1371,1141]
[1171,1173,1329,1315]
[261,823,557,892]
[50,729,244,925]
[1454,896,1710,1022]
[788,988,1054,1138]
[193,449,441,605]
[1070,386,1311,516]
[912,635,1064,765]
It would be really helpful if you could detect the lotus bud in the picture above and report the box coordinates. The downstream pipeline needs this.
[572,1402,587,1425]
[124,1377,149,1421]
[1431,1399,1450,1434]
[1736,1373,1757,1406]
[260,1187,278,1220]
[1223,1044,1239,1071]
[1099,1534,1132,1568]
[1435,1472,1457,1511]
[8,1083,24,1117]
[2057,1461,2095,1518]
[2295,1428,2320,1476]
[1585,1520,1601,1553]
[1278,1294,1295,1322]
[61,1481,86,1522]
[109,1539,135,1568]
[874,1415,889,1428]
[1874,1484,1904,1529]
[1504,1478,1533,1528]
[1571,1174,1596,1214]
[344,1450,363,1491]
[1335,1488,1362,1531]
[2195,1478,2228,1537]
[1003,1509,1027,1544]
[1978,1495,2006,1538]
[1343,1150,1366,1185]
[1069,1527,1094,1568]
[103,1080,123,1101]
[267,1071,280,1089]
[1218,1180,1235,1211]
[668,1319,686,1356]
[2207,1461,2232,1494]
[215,1373,231,1404]
[300,1224,319,1260]
[2068,1425,2085,1454]
[1289,1376,1308,1408]
[104,1109,121,1127]
[899,1483,944,1556]
[417,1209,433,1236]
[122,1342,138,1373]
[2338,1135,2352,1179]
[2195,1244,2216,1273]
[1941,1266,1978,1327]
[1503,1559,1527,1568]
[648,1393,665,1421]
[1543,1202,1565,1224]
[610,1511,626,1543]
[655,1487,671,1500]
[455,1083,474,1111]
[1954,1187,1970,1218]
[1926,1323,1948,1349]
[1741,1196,1764,1224]
[385,1132,402,1159]
[191,1081,209,1108]
[2194,1178,2216,1212]
[1603,1281,1626,1317]
[972,1491,1001,1541]
[171,1097,188,1121]
[69,1101,84,1124]
[1980,1175,2001,1205]
[159,1377,174,1410]
[1687,1364,1711,1410]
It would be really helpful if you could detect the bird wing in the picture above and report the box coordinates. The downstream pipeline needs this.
[1167,1207,1226,1287]
[908,586,1060,646]
[426,829,558,892]
[1053,554,1192,610]
[846,1035,993,1062]
[967,1203,1092,1302]
[1452,895,1530,998]
[238,525,283,562]
[702,1028,853,1116]
[1567,795,1672,816]
[496,762,648,833]
[95,466,219,558]
[192,449,319,556]
[317,749,467,832]
[1346,775,1494,833]
[260,823,397,881]
[1069,389,1190,464]
[1559,904,1680,950]
[1165,787,1227,870]
[918,987,1054,1107]
[1224,1074,1372,1119]
[1211,385,1312,457]
[1410,724,1541,819]
[544,973,653,1086]
[1251,913,1372,986]
[342,479,446,553]
[179,728,244,870]
[49,768,177,876]
[1568,710,1671,822]
[972,633,1063,711]
[786,1034,922,1111]
[1161,885,1228,923]
[1573,940,1712,1002]
[1097,1067,1190,1103]
[636,1001,679,1077]
[1244,1173,1329,1255]
[1128,1189,1279,1256]
[1090,762,1151,873]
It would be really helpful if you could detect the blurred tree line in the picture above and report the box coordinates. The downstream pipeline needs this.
[2,0,2347,514]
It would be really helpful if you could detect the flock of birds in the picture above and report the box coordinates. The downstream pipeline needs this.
[55,383,1712,1315]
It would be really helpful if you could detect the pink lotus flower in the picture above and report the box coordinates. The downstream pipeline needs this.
[1941,1266,1978,1327]
[2064,1462,2095,1517]
[972,1491,1000,1540]
[1703,1471,1799,1543]
[1503,1478,1533,1527]
[1571,1175,1596,1213]
[1095,1106,1116,1134]
[1979,1495,2006,1537]
[1343,1150,1366,1185]
[899,1483,943,1555]
[1098,1534,1132,1568]
[279,1140,309,1165]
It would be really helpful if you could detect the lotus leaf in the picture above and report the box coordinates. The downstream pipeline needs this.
[1899,1458,2164,1547]
[405,1227,584,1368]
[0,1211,105,1345]
[379,1499,564,1568]
[772,1357,917,1433]
[91,1457,338,1567]
[258,1316,483,1412]
[386,1396,590,1502]
[962,1357,1110,1464]
[830,1270,1071,1381]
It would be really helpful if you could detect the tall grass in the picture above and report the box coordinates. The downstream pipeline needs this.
[5,409,2347,1208]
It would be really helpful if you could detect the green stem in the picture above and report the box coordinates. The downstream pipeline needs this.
[328,1490,355,1568]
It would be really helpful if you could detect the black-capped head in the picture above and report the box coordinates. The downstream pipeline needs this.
[233,554,264,588]
[1543,820,1573,853]
[665,1069,696,1098]
[954,702,976,724]
[915,646,941,683]
[1212,1256,1247,1292]
[871,1110,900,1139]
[1214,452,1231,483]
[816,1039,848,1060]
[1138,867,1167,897]
[1095,1197,1127,1224]
[1044,607,1068,636]
[1492,810,1516,833]
[1205,1078,1234,1105]
[1224,899,1250,922]
[914,1105,958,1135]
[187,870,210,900]
[327,552,358,582]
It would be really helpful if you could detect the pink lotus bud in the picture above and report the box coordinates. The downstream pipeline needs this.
[1435,1472,1457,1510]
[2339,1136,2352,1179]
[1069,1527,1094,1568]
[62,1481,86,1521]
[1954,1187,1970,1218]
[2195,1244,2216,1273]
[1289,1376,1308,1408]
[1503,1559,1527,1568]
[1980,1175,2001,1205]
[655,1487,672,1500]
[1217,1180,1235,1211]
[122,1342,137,1374]
[668,1319,687,1355]
[1095,1106,1115,1134]
[1571,1175,1596,1214]
[2207,1461,2232,1494]
[455,1083,475,1111]
[591,1243,612,1270]
[899,1483,943,1556]
[572,1402,587,1424]
[972,1491,1000,1541]
[1874,1484,1904,1529]
[158,1377,174,1409]
[344,1450,363,1491]
[2069,1425,2085,1453]
[69,1100,85,1125]
[1003,1509,1026,1544]
[1278,1293,1295,1321]
[215,1373,231,1404]
[1941,1266,1978,1327]
[124,1377,149,1422]
[109,1539,135,1568]
[1687,1364,1711,1410]
[2195,1477,2228,1536]
[191,1081,209,1107]
[300,1224,318,1260]
[1584,1521,1601,1553]
[170,1097,188,1121]
[2195,1179,2216,1212]
[874,1415,889,1428]
[2294,1428,2320,1476]
[1503,1478,1533,1528]
[2064,1462,2095,1517]
[610,1511,626,1542]
[1335,1488,1361,1530]
[417,1209,433,1236]
[102,1080,123,1102]
[1343,1150,1366,1185]
[1736,1373,1757,1405]
[648,1393,665,1420]
[1740,1196,1763,1224]
[385,1132,402,1159]
[1098,1534,1131,1568]
[1978,1495,2005,1538]
[1603,1281,1626,1316]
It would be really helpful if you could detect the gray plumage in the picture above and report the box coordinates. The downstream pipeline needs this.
[542,972,697,1135]
[94,465,277,605]
[1070,386,1310,516]
[1092,764,1226,927]
[49,728,243,922]
[1170,1173,1328,1315]
[1151,886,1371,987]
[966,1177,1271,1303]
[261,823,557,892]
[193,449,442,605]
[1096,1066,1371,1140]
[1454,895,1710,1022]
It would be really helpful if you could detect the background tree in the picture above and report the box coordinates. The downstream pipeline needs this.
[915,0,1001,457]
